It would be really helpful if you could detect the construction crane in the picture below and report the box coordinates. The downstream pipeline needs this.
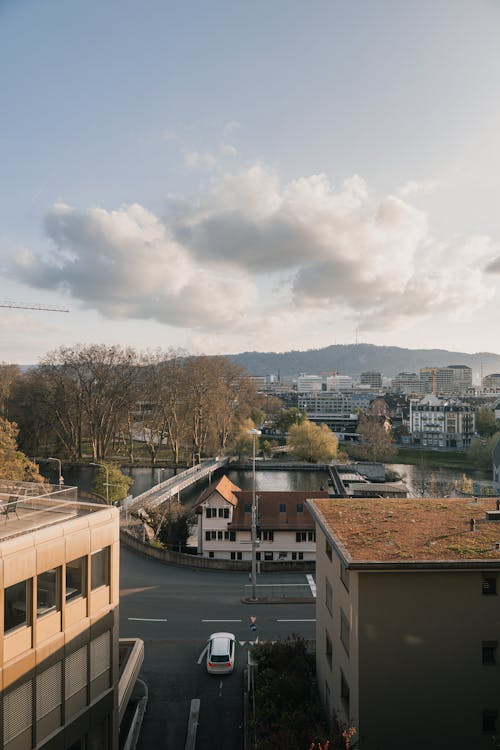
[0,300,69,312]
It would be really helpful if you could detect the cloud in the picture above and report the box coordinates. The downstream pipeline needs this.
[398,178,442,197]
[184,151,217,169]
[6,163,500,340]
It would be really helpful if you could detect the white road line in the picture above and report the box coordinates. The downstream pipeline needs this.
[306,574,317,597]
[276,619,316,622]
[197,645,208,664]
[218,680,223,697]
[201,619,242,622]
[244,583,310,588]
[185,699,200,750]
[128,617,167,622]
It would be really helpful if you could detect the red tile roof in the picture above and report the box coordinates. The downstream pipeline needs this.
[229,490,329,531]
[194,475,241,509]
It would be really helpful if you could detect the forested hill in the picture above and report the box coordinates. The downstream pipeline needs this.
[227,344,500,379]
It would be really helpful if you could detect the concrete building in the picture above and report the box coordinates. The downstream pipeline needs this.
[483,373,500,391]
[297,374,323,392]
[0,479,142,750]
[326,375,353,391]
[410,395,475,448]
[194,476,328,561]
[359,372,382,389]
[308,495,500,750]
[448,364,473,393]
[390,372,423,395]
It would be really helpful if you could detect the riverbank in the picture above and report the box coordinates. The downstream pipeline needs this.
[394,447,486,471]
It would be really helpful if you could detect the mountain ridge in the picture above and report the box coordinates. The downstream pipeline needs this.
[226,343,500,379]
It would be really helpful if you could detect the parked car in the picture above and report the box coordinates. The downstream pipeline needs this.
[206,632,236,674]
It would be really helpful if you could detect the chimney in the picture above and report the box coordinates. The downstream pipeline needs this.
[470,518,476,532]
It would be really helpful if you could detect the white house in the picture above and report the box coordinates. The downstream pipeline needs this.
[193,476,329,561]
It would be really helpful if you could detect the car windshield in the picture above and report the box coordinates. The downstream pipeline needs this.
[210,654,230,663]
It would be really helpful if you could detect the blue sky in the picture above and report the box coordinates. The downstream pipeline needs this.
[2,0,500,364]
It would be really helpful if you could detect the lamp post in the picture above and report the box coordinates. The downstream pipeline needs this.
[247,428,261,600]
[90,462,109,504]
[47,457,63,487]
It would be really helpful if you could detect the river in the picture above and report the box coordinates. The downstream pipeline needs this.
[43,461,494,506]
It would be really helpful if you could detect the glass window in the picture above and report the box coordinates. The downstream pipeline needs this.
[340,562,350,592]
[297,503,303,513]
[341,610,350,655]
[66,557,86,602]
[279,503,286,512]
[483,641,498,665]
[482,575,497,595]
[325,579,333,616]
[326,630,333,669]
[91,548,109,590]
[4,579,30,633]
[37,567,60,616]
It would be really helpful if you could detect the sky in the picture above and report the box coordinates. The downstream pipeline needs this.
[2,0,500,364]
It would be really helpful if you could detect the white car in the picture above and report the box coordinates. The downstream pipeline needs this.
[206,632,236,674]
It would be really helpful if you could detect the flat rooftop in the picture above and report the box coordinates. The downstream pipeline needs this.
[308,496,500,563]
[0,480,104,542]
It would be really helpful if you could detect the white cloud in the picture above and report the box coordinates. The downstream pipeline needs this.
[184,151,217,169]
[6,163,500,343]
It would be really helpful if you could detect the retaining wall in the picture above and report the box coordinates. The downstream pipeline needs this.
[120,528,315,573]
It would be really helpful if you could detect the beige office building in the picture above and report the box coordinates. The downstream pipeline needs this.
[0,480,121,750]
[308,495,500,750]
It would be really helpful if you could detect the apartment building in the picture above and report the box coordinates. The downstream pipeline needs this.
[194,476,328,561]
[308,495,500,750]
[390,372,423,396]
[359,372,382,389]
[410,395,475,448]
[483,373,500,391]
[0,480,123,750]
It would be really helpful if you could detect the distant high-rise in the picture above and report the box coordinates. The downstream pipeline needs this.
[360,371,382,389]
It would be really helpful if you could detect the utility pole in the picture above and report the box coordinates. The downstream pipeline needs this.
[248,428,261,601]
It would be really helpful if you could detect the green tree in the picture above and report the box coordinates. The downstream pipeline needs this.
[467,432,500,469]
[0,417,44,482]
[275,407,306,435]
[92,462,133,504]
[476,407,498,437]
[228,418,257,459]
[356,415,397,462]
[141,502,195,550]
[287,420,338,463]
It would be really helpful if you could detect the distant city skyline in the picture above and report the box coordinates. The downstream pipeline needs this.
[2,0,500,364]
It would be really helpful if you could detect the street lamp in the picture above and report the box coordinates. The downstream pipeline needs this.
[90,462,109,504]
[247,428,262,600]
[47,457,63,487]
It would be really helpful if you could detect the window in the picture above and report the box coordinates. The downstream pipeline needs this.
[66,557,86,602]
[205,507,214,518]
[483,710,498,733]
[278,552,288,560]
[308,531,315,542]
[223,507,229,518]
[326,631,333,669]
[205,531,211,541]
[297,503,303,513]
[37,567,60,616]
[209,551,214,558]
[91,548,109,590]
[264,551,273,561]
[279,503,286,512]
[296,532,307,542]
[217,531,223,540]
[4,579,30,633]
[245,504,251,512]
[483,641,498,665]
[325,540,332,561]
[341,610,350,655]
[230,552,243,560]
[325,579,333,615]
[218,508,224,517]
[262,531,274,541]
[229,531,236,541]
[340,562,350,592]
[256,552,261,561]
[482,575,497,595]
[292,552,303,561]
[340,670,350,714]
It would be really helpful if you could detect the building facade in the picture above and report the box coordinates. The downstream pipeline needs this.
[308,495,500,750]
[359,372,382,389]
[0,481,121,750]
[410,395,475,448]
[194,477,328,561]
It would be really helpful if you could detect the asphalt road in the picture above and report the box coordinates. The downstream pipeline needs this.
[119,546,317,749]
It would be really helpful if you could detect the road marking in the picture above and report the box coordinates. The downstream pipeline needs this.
[128,617,167,622]
[201,619,242,622]
[306,574,317,597]
[276,619,316,622]
[218,680,223,697]
[197,645,208,664]
[185,698,200,750]
[244,583,311,587]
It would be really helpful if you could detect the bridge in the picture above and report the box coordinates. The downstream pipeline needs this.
[128,457,230,510]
